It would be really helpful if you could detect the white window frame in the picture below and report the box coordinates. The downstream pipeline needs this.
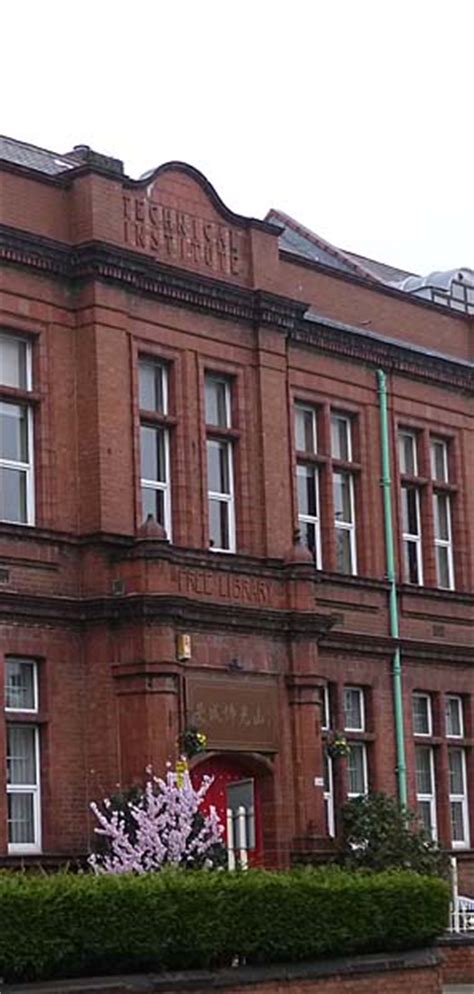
[5,658,39,714]
[433,491,454,590]
[331,412,353,462]
[415,745,437,841]
[207,438,236,553]
[399,431,418,476]
[347,742,369,799]
[448,747,470,850]
[446,695,464,739]
[7,724,42,855]
[321,685,331,731]
[297,463,322,569]
[412,692,433,737]
[401,484,423,585]
[344,686,365,732]
[205,374,231,429]
[138,357,168,415]
[0,335,35,526]
[430,438,449,483]
[333,471,357,575]
[295,404,317,454]
[140,424,172,540]
[323,752,335,837]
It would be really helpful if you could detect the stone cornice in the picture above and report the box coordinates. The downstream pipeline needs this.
[293,317,473,393]
[0,224,472,389]
[0,224,307,332]
[0,589,336,637]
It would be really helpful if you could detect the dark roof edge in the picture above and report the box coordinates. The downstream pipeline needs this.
[302,309,473,372]
[280,248,473,323]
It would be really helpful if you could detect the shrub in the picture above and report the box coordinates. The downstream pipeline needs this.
[339,792,449,878]
[0,866,449,983]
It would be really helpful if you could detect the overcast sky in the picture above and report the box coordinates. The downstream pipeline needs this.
[2,1,473,276]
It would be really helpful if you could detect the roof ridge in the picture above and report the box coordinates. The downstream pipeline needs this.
[0,133,75,161]
[266,208,383,282]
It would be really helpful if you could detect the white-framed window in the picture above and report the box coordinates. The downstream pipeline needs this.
[139,358,167,414]
[430,438,449,482]
[415,745,437,840]
[412,693,432,736]
[399,431,418,476]
[347,743,368,798]
[323,752,335,836]
[331,414,357,575]
[448,747,470,849]
[295,405,321,568]
[344,686,364,732]
[139,359,172,538]
[140,424,171,536]
[5,658,38,713]
[333,472,356,575]
[5,658,41,854]
[446,696,464,738]
[401,484,423,585]
[433,492,454,589]
[321,685,331,731]
[0,333,34,526]
[205,375,235,553]
[331,413,352,462]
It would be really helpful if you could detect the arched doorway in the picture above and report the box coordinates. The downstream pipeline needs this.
[192,754,266,866]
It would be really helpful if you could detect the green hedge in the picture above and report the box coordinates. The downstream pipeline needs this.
[0,867,449,983]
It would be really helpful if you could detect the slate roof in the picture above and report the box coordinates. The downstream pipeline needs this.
[0,135,78,175]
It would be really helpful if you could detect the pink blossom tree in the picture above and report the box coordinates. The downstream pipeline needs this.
[89,764,224,873]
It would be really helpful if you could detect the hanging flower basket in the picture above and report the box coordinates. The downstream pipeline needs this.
[178,726,208,758]
[326,731,351,759]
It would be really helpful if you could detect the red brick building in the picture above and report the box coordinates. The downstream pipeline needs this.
[0,135,472,878]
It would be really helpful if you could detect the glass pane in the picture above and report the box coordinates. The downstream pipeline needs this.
[344,688,363,729]
[139,361,165,413]
[436,545,451,589]
[431,440,448,482]
[401,486,419,536]
[297,464,317,517]
[417,800,434,837]
[331,415,350,460]
[5,660,36,710]
[205,377,229,427]
[0,466,28,523]
[448,749,464,795]
[434,493,450,541]
[207,439,230,494]
[415,746,433,795]
[333,472,352,522]
[209,498,230,550]
[295,408,316,453]
[300,520,317,555]
[140,425,166,482]
[399,433,416,476]
[403,539,421,584]
[141,486,165,527]
[7,726,37,785]
[335,527,353,574]
[446,697,462,737]
[8,792,35,845]
[348,744,366,795]
[323,752,332,791]
[0,335,27,389]
[450,801,465,843]
[0,403,28,462]
[412,695,430,735]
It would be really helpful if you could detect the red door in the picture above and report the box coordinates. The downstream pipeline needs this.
[192,755,263,866]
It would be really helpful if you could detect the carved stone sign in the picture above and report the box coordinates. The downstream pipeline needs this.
[170,565,274,606]
[186,677,279,752]
[123,196,245,278]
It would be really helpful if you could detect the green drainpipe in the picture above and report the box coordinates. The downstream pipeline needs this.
[377,369,407,808]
